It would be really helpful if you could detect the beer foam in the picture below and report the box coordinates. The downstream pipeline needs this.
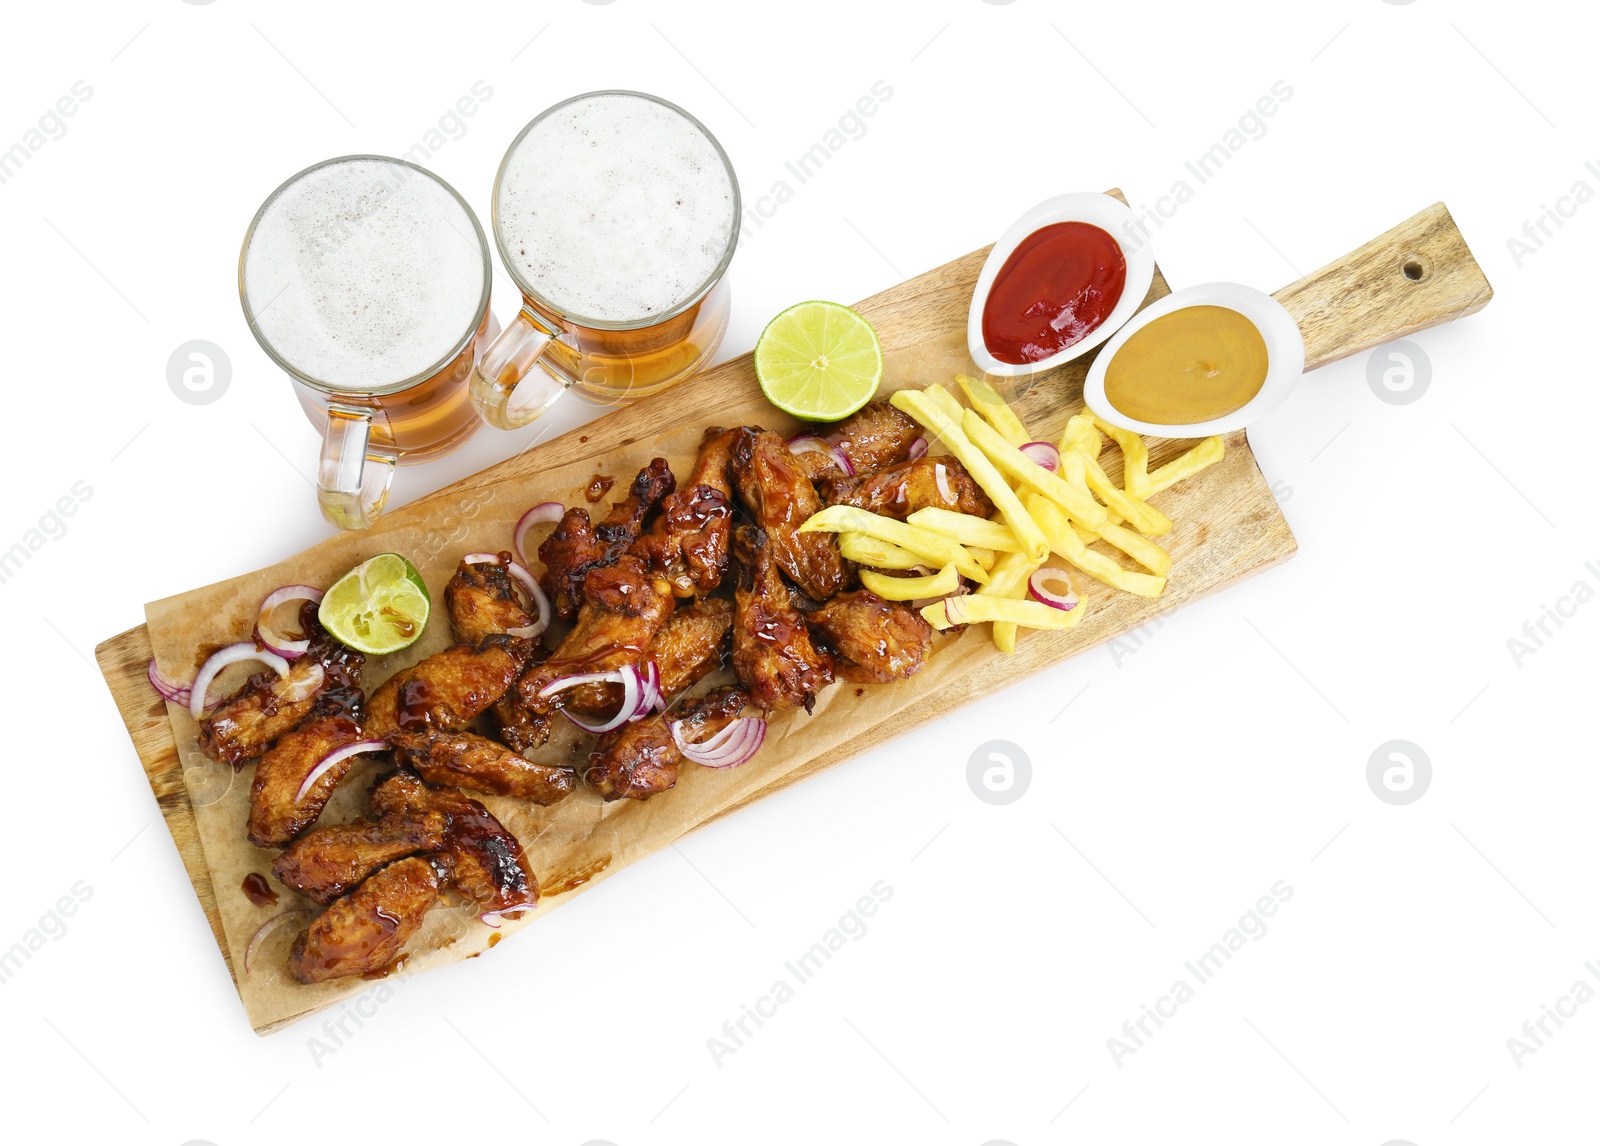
[497,93,736,323]
[243,158,487,391]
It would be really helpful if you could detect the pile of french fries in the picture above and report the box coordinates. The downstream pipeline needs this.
[798,375,1225,654]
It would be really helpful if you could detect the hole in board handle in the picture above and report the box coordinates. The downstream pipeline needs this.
[1400,253,1432,282]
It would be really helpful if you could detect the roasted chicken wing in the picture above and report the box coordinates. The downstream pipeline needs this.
[633,428,737,598]
[833,400,922,475]
[272,810,447,906]
[652,597,734,695]
[731,526,834,711]
[807,589,934,684]
[288,856,441,983]
[366,639,523,751]
[445,552,535,649]
[517,555,676,713]
[539,459,676,619]
[247,714,379,848]
[488,692,553,754]
[731,428,845,600]
[586,686,754,801]
[371,771,538,918]
[199,606,364,768]
[821,456,994,521]
[411,730,575,805]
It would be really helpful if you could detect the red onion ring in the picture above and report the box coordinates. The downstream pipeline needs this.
[255,585,325,659]
[244,908,312,974]
[907,436,929,461]
[513,501,565,567]
[189,643,290,721]
[671,716,767,769]
[934,463,955,506]
[147,659,197,708]
[293,739,389,804]
[539,664,648,734]
[479,905,536,928]
[1028,566,1080,611]
[1019,441,1060,472]
[787,434,854,476]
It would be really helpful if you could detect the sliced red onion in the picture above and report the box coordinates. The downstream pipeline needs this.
[671,715,767,769]
[243,908,312,974]
[293,739,389,804]
[540,664,646,734]
[479,905,536,928]
[463,552,500,565]
[513,500,565,567]
[255,585,325,659]
[503,560,551,639]
[189,643,290,721]
[1028,566,1080,611]
[907,436,929,461]
[934,463,955,506]
[1019,441,1060,472]
[147,659,196,707]
[637,661,666,714]
[279,663,326,704]
[787,434,854,476]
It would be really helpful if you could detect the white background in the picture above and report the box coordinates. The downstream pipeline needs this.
[0,1,1593,1143]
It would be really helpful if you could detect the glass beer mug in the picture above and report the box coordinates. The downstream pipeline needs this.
[239,155,497,529]
[470,91,741,430]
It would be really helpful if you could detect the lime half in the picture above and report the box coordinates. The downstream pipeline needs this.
[754,300,883,421]
[318,552,431,655]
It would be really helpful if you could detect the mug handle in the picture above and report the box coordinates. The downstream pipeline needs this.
[469,306,571,430]
[317,403,396,530]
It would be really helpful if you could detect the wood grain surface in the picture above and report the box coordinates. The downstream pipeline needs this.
[93,196,1490,1028]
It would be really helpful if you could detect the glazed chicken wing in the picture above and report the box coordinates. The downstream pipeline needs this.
[539,459,676,619]
[807,589,934,684]
[633,428,736,598]
[372,771,538,919]
[411,730,575,805]
[517,555,675,713]
[652,597,734,695]
[445,552,535,649]
[833,400,922,475]
[288,856,441,984]
[247,714,378,848]
[488,692,553,755]
[586,686,754,801]
[272,810,447,906]
[731,428,844,600]
[366,639,523,751]
[731,526,834,711]
[821,456,994,521]
[199,606,364,769]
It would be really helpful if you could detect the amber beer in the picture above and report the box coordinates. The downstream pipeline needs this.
[470,91,741,430]
[240,156,496,529]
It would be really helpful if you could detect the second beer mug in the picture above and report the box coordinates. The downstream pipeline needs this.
[471,91,742,430]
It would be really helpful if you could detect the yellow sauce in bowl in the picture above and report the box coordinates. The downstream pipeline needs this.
[1103,305,1268,425]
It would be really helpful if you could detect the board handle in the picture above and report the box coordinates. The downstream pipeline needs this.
[1271,201,1493,372]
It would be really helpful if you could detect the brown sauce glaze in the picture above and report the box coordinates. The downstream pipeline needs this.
[241,872,279,907]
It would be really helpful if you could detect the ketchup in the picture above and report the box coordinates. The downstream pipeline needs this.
[981,222,1127,364]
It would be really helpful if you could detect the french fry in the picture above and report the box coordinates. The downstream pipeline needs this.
[920,382,966,424]
[1091,414,1152,500]
[1060,412,1102,461]
[860,563,959,602]
[799,504,989,583]
[1028,495,1167,598]
[977,549,1044,654]
[1074,448,1172,536]
[955,374,1030,447]
[957,408,1109,530]
[968,546,997,569]
[920,593,1083,632]
[1090,519,1172,576]
[839,532,928,571]
[906,507,1023,552]
[890,389,1050,560]
[1148,435,1225,495]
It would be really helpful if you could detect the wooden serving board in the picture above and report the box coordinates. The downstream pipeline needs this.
[95,196,1490,1032]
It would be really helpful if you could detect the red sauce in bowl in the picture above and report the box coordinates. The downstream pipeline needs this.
[981,221,1127,364]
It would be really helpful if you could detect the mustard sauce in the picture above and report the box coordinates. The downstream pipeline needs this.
[1103,305,1268,425]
